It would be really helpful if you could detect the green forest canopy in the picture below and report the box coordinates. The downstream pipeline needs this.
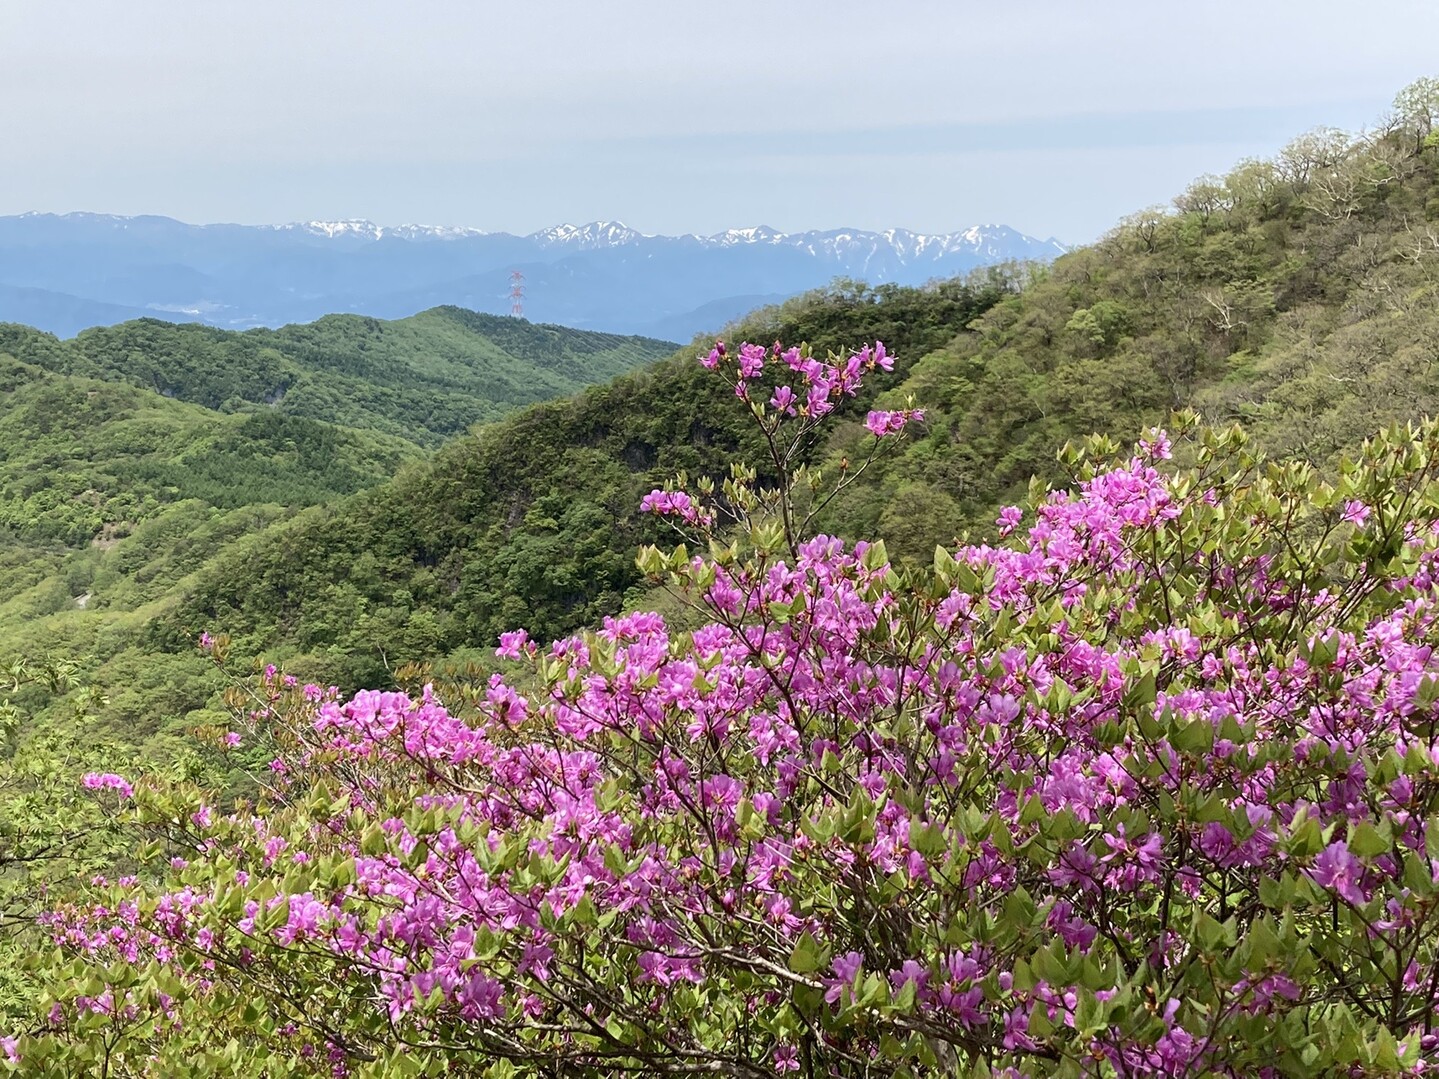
[0,306,676,447]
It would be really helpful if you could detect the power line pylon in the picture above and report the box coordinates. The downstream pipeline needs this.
[509,270,525,318]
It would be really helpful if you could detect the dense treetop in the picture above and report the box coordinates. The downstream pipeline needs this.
[0,355,418,549]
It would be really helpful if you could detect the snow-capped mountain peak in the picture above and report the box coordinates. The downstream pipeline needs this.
[387,223,489,241]
[269,220,495,242]
[685,222,1066,269]
[10,213,1068,262]
[529,221,646,249]
[711,225,785,246]
[112,213,1067,264]
[268,219,387,241]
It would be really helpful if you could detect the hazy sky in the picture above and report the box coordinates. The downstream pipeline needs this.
[1,0,1435,243]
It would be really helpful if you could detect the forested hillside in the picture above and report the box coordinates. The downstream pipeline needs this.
[0,356,418,548]
[0,307,675,446]
[0,310,672,761]
[0,284,1017,811]
[159,277,1015,690]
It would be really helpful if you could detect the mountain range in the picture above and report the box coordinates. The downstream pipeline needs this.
[0,212,1065,340]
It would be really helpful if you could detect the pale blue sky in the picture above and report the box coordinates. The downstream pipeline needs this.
[0,0,1433,242]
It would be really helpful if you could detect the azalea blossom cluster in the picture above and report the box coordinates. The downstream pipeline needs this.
[863,408,924,437]
[637,488,713,527]
[79,772,134,799]
[23,390,1439,1074]
[701,338,894,418]
[645,340,922,558]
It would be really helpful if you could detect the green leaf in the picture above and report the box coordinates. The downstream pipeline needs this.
[1288,814,1324,857]
[787,931,826,975]
[1348,821,1390,858]
[1171,717,1214,754]
[908,820,948,858]
[1244,917,1280,967]
[1192,910,1228,951]
[933,545,957,579]
[1123,670,1158,714]
[1019,795,1047,825]
[1415,675,1439,712]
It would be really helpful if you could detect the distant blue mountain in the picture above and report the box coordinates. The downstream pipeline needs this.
[0,283,201,339]
[0,213,1066,340]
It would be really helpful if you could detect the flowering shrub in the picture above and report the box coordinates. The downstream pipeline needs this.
[17,343,1439,1077]
[650,339,921,561]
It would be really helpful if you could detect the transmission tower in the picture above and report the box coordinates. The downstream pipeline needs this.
[509,270,525,318]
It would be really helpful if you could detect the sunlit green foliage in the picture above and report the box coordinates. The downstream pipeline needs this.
[0,356,417,548]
